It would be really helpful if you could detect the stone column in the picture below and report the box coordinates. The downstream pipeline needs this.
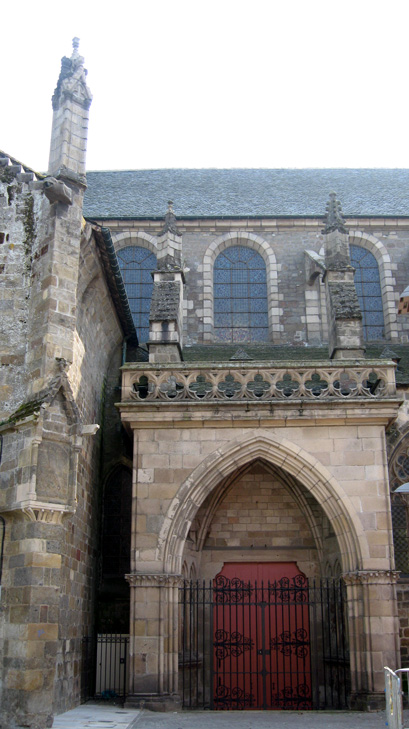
[343,570,400,710]
[125,573,182,710]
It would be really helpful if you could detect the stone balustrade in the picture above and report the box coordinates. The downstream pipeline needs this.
[121,360,397,403]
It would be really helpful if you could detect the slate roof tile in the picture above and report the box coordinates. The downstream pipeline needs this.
[84,168,409,219]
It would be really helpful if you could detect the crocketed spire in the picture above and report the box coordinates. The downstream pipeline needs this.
[322,191,349,235]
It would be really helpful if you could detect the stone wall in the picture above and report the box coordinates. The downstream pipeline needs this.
[121,404,399,704]
[194,463,321,580]
[129,421,392,573]
[0,215,125,724]
[103,218,409,347]
[0,163,44,420]
[53,228,125,715]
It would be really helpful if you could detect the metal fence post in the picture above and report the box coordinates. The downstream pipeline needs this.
[385,666,403,729]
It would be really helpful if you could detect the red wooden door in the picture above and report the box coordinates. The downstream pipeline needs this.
[213,562,312,710]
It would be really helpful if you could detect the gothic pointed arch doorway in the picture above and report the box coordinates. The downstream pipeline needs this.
[178,456,349,710]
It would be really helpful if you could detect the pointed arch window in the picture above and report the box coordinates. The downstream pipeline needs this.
[117,246,157,342]
[350,245,384,340]
[214,246,269,343]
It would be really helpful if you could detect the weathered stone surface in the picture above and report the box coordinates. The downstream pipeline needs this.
[150,281,180,321]
[328,281,362,319]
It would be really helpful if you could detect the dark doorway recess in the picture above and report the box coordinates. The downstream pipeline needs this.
[97,465,132,633]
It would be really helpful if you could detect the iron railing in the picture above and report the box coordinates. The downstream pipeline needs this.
[82,634,129,702]
[179,576,349,710]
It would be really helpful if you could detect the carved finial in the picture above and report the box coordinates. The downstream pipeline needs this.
[380,347,401,364]
[160,200,181,236]
[72,37,80,53]
[230,348,253,361]
[322,192,349,235]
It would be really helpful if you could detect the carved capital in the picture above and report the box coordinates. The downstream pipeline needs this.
[125,573,182,588]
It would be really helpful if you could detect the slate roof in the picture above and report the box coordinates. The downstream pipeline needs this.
[84,169,409,219]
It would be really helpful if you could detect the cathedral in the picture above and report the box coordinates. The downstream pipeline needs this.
[1,40,409,728]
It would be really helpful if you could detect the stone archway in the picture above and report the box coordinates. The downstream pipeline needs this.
[158,430,365,576]
[127,429,399,711]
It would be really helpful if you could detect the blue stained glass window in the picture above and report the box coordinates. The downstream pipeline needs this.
[216,298,231,313]
[251,313,269,327]
[214,269,230,283]
[117,246,157,342]
[249,269,266,283]
[214,313,230,327]
[232,313,250,327]
[252,329,268,342]
[214,284,230,298]
[350,245,384,340]
[214,246,269,342]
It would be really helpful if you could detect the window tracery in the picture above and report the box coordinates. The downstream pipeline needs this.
[213,246,269,343]
[350,244,384,340]
[389,442,409,575]
[116,246,157,342]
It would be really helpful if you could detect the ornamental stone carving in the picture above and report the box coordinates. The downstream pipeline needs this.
[122,362,396,403]
[343,570,400,585]
[125,573,183,588]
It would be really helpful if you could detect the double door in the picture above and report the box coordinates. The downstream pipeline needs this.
[212,562,312,710]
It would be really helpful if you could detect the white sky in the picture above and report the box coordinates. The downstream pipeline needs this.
[3,0,409,171]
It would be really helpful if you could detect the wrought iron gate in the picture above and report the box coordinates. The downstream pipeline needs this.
[179,575,349,710]
[82,634,129,702]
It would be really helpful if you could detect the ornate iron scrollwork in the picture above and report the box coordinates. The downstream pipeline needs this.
[268,574,308,603]
[214,682,254,710]
[214,575,253,603]
[270,628,310,658]
[214,629,254,663]
[271,683,311,709]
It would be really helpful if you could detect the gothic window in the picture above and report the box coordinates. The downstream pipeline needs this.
[117,246,157,342]
[390,450,409,575]
[391,497,409,574]
[350,245,384,340]
[213,246,269,343]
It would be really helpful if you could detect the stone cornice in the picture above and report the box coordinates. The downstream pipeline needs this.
[343,570,400,585]
[118,400,401,432]
[88,218,409,234]
[125,573,182,588]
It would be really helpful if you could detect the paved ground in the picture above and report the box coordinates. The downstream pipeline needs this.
[51,703,409,729]
[52,703,141,729]
[133,708,406,729]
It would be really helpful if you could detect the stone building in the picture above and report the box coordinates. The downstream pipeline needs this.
[1,40,409,727]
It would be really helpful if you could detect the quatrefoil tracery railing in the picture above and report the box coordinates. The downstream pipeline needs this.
[125,364,395,403]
